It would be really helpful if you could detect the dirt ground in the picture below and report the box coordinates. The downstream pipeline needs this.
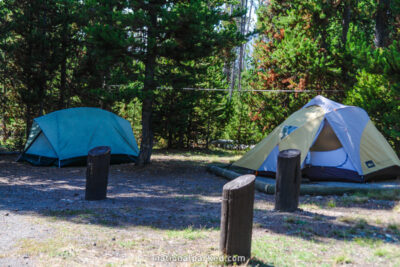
[0,150,399,266]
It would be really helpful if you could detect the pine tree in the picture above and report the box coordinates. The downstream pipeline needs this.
[1,0,62,136]
[86,0,243,164]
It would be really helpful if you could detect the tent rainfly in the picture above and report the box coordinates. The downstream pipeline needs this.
[18,107,139,167]
[233,96,400,182]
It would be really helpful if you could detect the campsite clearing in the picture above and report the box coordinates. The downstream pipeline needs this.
[1,150,400,266]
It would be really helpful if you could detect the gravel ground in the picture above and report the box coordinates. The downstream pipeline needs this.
[0,152,399,266]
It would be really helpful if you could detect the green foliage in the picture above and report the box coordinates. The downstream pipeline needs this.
[345,70,400,152]
[246,0,400,150]
[0,0,244,152]
[0,0,399,155]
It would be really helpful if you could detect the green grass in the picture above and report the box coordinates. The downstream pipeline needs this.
[374,248,391,257]
[339,190,400,207]
[340,195,369,205]
[348,190,400,201]
[45,209,95,218]
[394,203,400,213]
[330,229,348,239]
[17,237,75,259]
[251,235,331,266]
[165,226,214,240]
[312,215,323,221]
[334,254,353,264]
[284,216,307,225]
[353,237,382,247]
[44,208,128,227]
[354,218,368,230]
[387,223,400,236]
[326,199,336,208]
[118,240,136,248]
[338,216,357,224]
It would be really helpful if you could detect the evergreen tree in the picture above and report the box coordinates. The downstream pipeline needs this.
[86,0,243,164]
[0,0,62,137]
[248,0,399,149]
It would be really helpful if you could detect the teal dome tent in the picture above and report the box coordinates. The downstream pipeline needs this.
[18,108,139,167]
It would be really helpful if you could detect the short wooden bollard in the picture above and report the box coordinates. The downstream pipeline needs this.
[85,146,111,201]
[220,174,256,263]
[275,149,301,211]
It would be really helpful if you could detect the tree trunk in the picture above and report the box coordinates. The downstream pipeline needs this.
[229,57,236,97]
[341,1,351,47]
[25,105,33,139]
[0,89,10,142]
[137,8,157,166]
[205,114,211,149]
[246,0,254,34]
[237,0,248,92]
[167,128,173,149]
[374,0,390,47]
[1,114,9,142]
[59,4,68,109]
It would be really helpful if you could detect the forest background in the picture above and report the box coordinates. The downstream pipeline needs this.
[0,0,399,163]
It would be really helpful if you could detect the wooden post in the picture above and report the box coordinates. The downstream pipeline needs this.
[220,174,256,263]
[85,146,111,201]
[275,149,301,212]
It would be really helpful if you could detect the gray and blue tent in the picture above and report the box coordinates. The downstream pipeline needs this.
[18,108,139,167]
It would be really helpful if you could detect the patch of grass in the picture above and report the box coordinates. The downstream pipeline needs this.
[387,223,400,236]
[165,227,212,240]
[334,254,353,264]
[338,216,357,224]
[330,229,348,239]
[312,215,323,221]
[354,218,368,230]
[326,199,336,208]
[340,190,400,206]
[118,240,136,248]
[284,216,307,225]
[340,195,369,205]
[352,190,400,201]
[252,235,328,266]
[55,249,76,259]
[45,208,94,218]
[374,248,391,257]
[17,238,75,259]
[299,226,318,239]
[394,203,400,213]
[353,237,382,247]
[338,217,371,234]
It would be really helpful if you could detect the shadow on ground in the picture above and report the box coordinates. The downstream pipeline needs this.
[0,154,399,246]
